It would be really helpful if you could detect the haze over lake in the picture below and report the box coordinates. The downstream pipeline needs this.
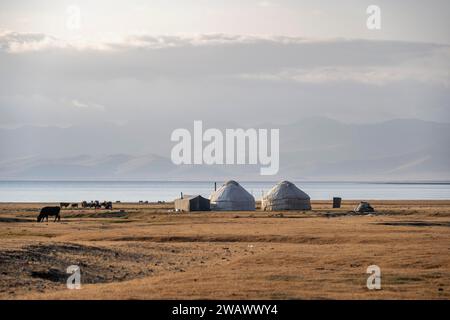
[0,181,449,202]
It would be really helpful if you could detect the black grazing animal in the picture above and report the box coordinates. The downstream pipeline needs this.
[60,202,70,208]
[37,206,61,222]
[100,201,113,209]
[104,201,113,210]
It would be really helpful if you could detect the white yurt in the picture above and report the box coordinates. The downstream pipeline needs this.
[210,180,255,211]
[262,181,311,211]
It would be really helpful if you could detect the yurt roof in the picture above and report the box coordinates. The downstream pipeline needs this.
[210,180,254,202]
[263,181,310,200]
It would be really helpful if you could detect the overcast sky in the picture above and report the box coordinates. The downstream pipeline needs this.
[1,0,450,44]
[0,0,449,129]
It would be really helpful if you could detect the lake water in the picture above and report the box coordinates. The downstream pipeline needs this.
[0,181,449,202]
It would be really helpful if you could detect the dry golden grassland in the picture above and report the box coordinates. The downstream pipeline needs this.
[0,200,449,299]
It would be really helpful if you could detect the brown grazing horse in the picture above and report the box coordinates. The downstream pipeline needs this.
[37,206,61,222]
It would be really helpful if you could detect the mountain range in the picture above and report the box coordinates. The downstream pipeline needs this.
[0,118,449,181]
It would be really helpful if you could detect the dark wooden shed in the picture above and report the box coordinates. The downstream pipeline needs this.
[174,195,210,212]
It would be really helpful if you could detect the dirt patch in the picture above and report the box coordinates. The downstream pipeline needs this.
[0,240,232,298]
[375,221,450,227]
[111,235,332,244]
[0,217,33,223]
[0,243,155,296]
[63,211,128,218]
[31,268,67,282]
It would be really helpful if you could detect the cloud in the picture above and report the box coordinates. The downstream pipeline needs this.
[239,64,450,87]
[0,31,66,53]
[0,31,448,128]
[71,99,106,111]
[238,47,450,87]
[0,30,325,53]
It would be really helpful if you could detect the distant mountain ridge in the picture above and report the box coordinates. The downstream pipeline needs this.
[0,118,449,180]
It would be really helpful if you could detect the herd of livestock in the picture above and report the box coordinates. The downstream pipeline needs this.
[37,201,114,222]
[60,201,113,210]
